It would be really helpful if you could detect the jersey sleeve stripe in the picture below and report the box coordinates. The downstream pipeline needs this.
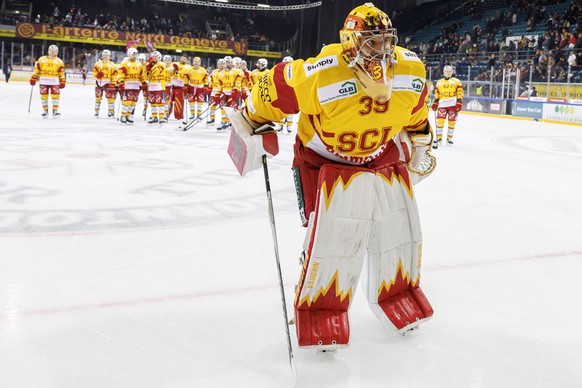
[410,83,428,115]
[271,63,299,114]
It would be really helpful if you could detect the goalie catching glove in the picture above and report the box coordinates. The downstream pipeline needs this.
[400,125,437,185]
[226,107,279,176]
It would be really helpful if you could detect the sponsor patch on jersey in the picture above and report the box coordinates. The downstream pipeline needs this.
[304,55,338,77]
[286,63,292,80]
[318,79,358,104]
[392,75,425,94]
[400,50,422,62]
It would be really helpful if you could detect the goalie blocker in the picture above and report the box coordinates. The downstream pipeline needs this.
[226,107,279,176]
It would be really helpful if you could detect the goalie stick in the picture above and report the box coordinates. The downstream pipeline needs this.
[261,154,298,384]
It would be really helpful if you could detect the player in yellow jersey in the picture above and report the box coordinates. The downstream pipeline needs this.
[117,48,146,124]
[137,53,149,119]
[206,58,225,125]
[29,44,66,118]
[162,55,174,118]
[92,49,117,118]
[240,60,251,104]
[144,51,167,124]
[431,65,464,148]
[167,54,190,121]
[276,56,295,133]
[216,56,243,130]
[249,58,269,89]
[228,3,436,351]
[186,56,209,124]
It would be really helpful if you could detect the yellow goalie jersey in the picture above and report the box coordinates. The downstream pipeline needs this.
[434,76,464,108]
[31,56,65,85]
[249,68,269,89]
[246,44,429,164]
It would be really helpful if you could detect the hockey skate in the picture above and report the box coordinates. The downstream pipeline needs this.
[217,122,230,131]
[447,139,454,145]
[94,112,99,118]
[120,116,127,124]
[108,112,114,118]
[52,111,61,119]
[432,139,441,149]
[147,117,158,125]
[41,111,48,119]
[158,118,167,125]
[126,116,134,124]
[206,118,215,126]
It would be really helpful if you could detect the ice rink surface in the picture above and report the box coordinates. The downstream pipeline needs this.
[1,82,581,388]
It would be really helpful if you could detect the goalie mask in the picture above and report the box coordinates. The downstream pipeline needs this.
[340,2,397,101]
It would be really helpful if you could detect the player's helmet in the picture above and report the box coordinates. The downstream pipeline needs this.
[241,60,247,69]
[163,55,172,64]
[48,44,59,55]
[339,2,397,84]
[192,56,201,66]
[282,56,293,63]
[257,58,268,70]
[128,47,138,59]
[137,53,146,63]
[217,58,226,68]
[102,49,111,59]
[151,51,162,62]
[443,65,453,79]
[233,57,242,68]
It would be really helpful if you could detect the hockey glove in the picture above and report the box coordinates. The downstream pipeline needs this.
[455,99,463,112]
[59,81,66,89]
[96,71,104,79]
[401,126,436,185]
[117,81,124,93]
[203,85,212,95]
[141,82,148,92]
[431,100,439,111]
[226,107,279,177]
[29,78,36,86]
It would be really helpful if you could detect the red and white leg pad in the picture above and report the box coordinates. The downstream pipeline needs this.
[362,163,433,332]
[294,164,376,349]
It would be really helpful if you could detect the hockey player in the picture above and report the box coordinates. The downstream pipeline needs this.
[186,56,209,123]
[92,49,117,118]
[117,48,146,124]
[144,51,167,124]
[431,65,464,148]
[168,54,190,121]
[206,58,225,126]
[277,56,294,133]
[239,60,251,105]
[249,58,269,89]
[29,44,66,118]
[162,55,174,118]
[137,53,148,119]
[228,3,435,351]
[216,56,242,130]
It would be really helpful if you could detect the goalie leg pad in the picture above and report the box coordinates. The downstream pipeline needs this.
[362,162,433,332]
[294,164,376,348]
[172,86,184,120]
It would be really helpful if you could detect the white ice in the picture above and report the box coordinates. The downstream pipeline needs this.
[1,82,581,388]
